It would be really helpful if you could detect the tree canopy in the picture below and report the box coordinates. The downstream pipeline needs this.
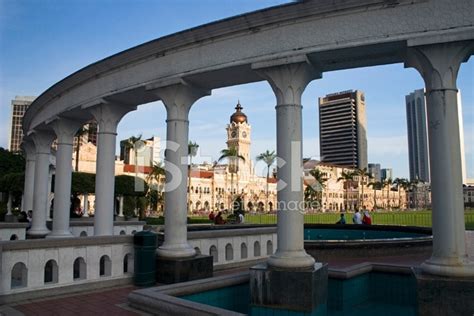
[0,148,25,175]
[71,172,96,194]
[115,175,148,196]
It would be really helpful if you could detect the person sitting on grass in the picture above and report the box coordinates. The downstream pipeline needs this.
[214,211,226,225]
[336,213,346,224]
[362,210,372,225]
[352,209,362,224]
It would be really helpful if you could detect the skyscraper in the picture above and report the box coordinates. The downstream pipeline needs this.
[405,89,430,183]
[319,90,367,169]
[406,89,467,184]
[8,96,36,152]
[368,163,381,182]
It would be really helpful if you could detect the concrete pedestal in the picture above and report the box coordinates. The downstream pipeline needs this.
[4,214,17,223]
[156,255,213,284]
[413,267,474,316]
[250,263,328,314]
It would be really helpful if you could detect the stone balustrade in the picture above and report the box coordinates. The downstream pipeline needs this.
[0,236,134,303]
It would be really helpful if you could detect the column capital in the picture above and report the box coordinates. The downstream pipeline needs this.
[152,81,210,121]
[49,118,84,145]
[21,138,36,161]
[252,56,321,105]
[404,41,474,91]
[90,101,137,134]
[30,130,55,154]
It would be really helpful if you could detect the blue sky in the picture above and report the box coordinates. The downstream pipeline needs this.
[0,0,472,179]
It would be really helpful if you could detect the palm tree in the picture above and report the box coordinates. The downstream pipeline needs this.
[393,178,409,209]
[355,168,372,208]
[124,134,142,214]
[188,141,199,212]
[305,168,327,211]
[368,181,383,210]
[124,134,142,167]
[256,150,276,212]
[337,170,356,211]
[146,162,166,212]
[409,178,420,209]
[218,146,245,211]
[74,123,97,172]
[382,178,393,209]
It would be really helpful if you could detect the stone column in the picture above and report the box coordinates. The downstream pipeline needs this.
[21,140,36,213]
[28,130,55,238]
[405,41,474,277]
[91,102,136,236]
[46,166,54,221]
[83,193,89,217]
[253,58,320,269]
[154,82,209,259]
[118,195,124,218]
[47,119,82,238]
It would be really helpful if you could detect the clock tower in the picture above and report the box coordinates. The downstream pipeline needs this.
[226,101,252,181]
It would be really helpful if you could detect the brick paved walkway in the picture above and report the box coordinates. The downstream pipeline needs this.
[7,254,430,315]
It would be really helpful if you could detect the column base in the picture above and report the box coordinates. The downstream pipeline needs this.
[267,250,316,270]
[4,214,17,222]
[46,231,74,239]
[421,256,474,277]
[156,255,213,284]
[413,267,474,316]
[27,228,51,239]
[156,244,196,258]
[250,262,328,313]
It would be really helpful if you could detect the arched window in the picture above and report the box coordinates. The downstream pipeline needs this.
[44,259,58,284]
[209,245,218,263]
[11,262,27,289]
[123,253,133,274]
[266,240,273,256]
[10,234,18,240]
[131,230,137,235]
[119,230,126,235]
[225,243,233,261]
[100,255,112,277]
[73,257,86,280]
[254,241,261,257]
[194,247,201,255]
[241,243,248,259]
[79,231,87,237]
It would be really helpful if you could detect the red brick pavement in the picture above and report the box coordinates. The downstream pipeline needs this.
[11,254,430,315]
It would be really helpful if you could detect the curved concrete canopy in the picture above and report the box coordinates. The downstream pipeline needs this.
[23,0,473,133]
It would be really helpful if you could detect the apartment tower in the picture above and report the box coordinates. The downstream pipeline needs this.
[319,90,367,169]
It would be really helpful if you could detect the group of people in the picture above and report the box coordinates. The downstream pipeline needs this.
[18,210,33,229]
[208,210,245,225]
[336,207,372,225]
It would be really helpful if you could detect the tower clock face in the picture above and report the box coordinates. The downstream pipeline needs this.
[242,131,247,138]
[231,131,237,138]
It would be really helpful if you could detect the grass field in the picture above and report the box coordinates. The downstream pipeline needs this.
[147,210,474,230]
[245,211,474,230]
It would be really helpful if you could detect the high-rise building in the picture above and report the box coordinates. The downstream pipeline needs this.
[8,96,36,152]
[368,163,381,182]
[381,168,393,181]
[319,90,367,169]
[406,89,467,184]
[405,89,430,183]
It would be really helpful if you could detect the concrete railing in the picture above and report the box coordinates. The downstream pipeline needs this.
[0,236,134,303]
[171,226,277,268]
[0,221,145,241]
[69,220,145,237]
[0,223,28,241]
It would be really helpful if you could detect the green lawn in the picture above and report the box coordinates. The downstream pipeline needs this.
[147,210,474,230]
[244,211,474,230]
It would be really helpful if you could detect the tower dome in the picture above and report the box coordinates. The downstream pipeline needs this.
[230,101,248,124]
